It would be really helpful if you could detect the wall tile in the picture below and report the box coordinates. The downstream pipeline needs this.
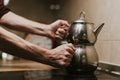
[95,40,112,62]
[110,41,120,64]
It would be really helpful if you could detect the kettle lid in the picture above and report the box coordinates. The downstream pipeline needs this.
[74,11,91,23]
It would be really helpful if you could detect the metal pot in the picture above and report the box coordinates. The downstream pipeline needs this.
[67,12,104,45]
[67,45,98,72]
[66,11,104,72]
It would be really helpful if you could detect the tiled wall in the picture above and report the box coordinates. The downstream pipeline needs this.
[57,0,120,65]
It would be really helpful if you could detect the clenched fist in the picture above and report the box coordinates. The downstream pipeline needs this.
[45,20,70,39]
[44,43,75,68]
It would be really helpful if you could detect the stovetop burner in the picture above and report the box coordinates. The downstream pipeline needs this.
[0,69,120,80]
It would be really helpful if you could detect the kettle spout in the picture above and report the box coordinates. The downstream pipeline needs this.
[93,23,104,37]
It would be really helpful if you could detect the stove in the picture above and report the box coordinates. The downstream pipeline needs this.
[0,69,119,80]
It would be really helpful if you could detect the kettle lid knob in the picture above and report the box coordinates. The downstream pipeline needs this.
[79,11,86,20]
[74,11,86,23]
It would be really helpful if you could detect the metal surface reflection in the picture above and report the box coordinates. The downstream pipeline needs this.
[66,11,104,72]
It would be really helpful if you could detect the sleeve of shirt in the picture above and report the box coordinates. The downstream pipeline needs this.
[0,2,10,18]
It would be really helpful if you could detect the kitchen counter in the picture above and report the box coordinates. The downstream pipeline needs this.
[0,60,120,80]
[0,59,54,72]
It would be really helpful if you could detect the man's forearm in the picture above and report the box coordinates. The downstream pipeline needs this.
[0,27,49,63]
[0,11,49,37]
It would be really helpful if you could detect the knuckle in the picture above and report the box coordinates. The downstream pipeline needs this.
[59,62,66,66]
[68,43,73,47]
[58,60,68,67]
[57,20,62,23]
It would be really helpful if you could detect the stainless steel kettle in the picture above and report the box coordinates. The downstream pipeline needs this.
[67,12,104,45]
[66,12,104,72]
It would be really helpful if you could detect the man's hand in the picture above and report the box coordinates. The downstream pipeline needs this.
[46,20,70,39]
[44,43,75,68]
[0,11,69,39]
